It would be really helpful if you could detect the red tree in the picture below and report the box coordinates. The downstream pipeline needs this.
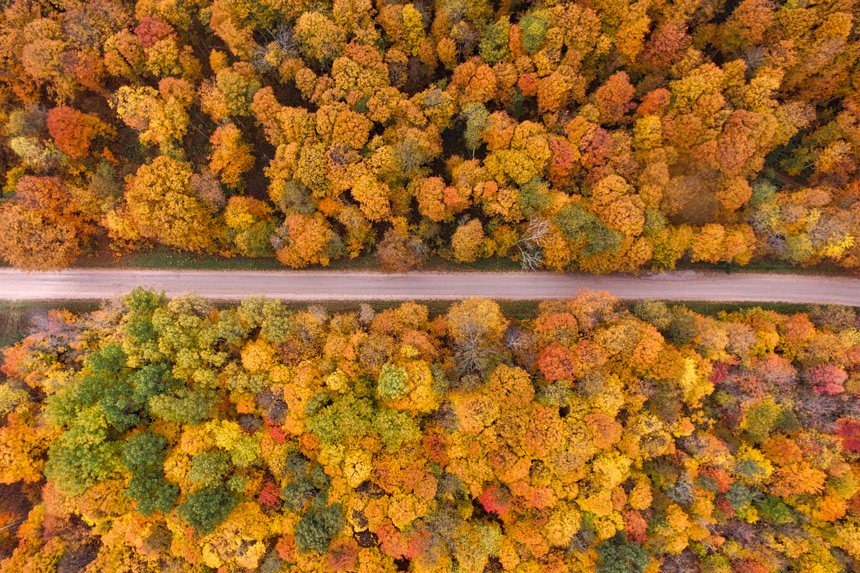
[538,344,579,382]
[809,364,847,395]
[134,16,177,48]
[835,419,860,452]
[46,106,110,160]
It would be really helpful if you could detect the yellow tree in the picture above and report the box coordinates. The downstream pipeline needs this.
[223,197,275,257]
[451,219,486,263]
[294,12,346,65]
[350,170,392,222]
[209,124,254,189]
[125,156,217,251]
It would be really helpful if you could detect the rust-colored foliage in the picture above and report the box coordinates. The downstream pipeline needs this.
[0,176,98,270]
[46,107,112,160]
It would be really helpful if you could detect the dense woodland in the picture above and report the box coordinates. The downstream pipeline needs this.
[1,0,860,270]
[0,290,859,571]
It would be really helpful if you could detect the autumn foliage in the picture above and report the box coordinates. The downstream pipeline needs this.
[0,0,860,272]
[46,107,112,160]
[0,176,98,270]
[1,290,860,571]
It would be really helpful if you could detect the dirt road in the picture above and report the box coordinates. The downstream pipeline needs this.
[0,269,858,305]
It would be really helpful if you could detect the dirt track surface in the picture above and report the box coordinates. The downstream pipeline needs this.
[0,269,858,305]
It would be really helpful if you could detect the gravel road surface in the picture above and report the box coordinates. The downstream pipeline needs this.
[0,269,857,304]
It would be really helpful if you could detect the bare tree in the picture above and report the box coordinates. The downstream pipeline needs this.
[505,326,538,372]
[516,218,551,270]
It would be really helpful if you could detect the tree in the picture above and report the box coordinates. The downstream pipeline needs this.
[377,226,425,272]
[416,177,449,222]
[335,205,374,258]
[479,17,511,64]
[691,224,728,263]
[42,343,139,497]
[538,344,579,382]
[294,12,346,65]
[808,364,847,395]
[209,124,254,189]
[461,102,489,154]
[548,136,579,188]
[112,83,193,152]
[273,213,340,268]
[295,504,344,554]
[447,298,507,372]
[642,20,690,69]
[0,176,98,270]
[121,431,178,516]
[125,156,216,252]
[373,409,420,452]
[134,15,176,48]
[309,394,373,446]
[554,202,623,260]
[519,10,552,54]
[187,451,231,488]
[720,0,775,55]
[0,404,56,484]
[46,106,113,159]
[595,72,635,124]
[595,533,650,573]
[350,172,391,222]
[0,205,87,271]
[200,62,261,122]
[377,363,409,401]
[451,219,485,263]
[835,419,860,453]
[223,197,275,257]
[455,62,498,105]
[177,486,237,534]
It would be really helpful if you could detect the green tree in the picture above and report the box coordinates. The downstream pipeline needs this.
[377,363,409,401]
[373,409,420,452]
[295,503,344,554]
[461,102,489,155]
[519,10,552,54]
[554,203,623,258]
[308,395,374,446]
[188,451,231,488]
[479,17,511,64]
[177,485,238,534]
[121,431,178,516]
[43,344,136,496]
[596,533,650,573]
[149,387,216,425]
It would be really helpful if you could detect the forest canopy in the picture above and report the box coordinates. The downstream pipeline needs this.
[1,290,860,571]
[1,0,860,271]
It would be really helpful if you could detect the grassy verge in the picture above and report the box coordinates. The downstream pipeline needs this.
[0,301,28,348]
[661,300,857,316]
[76,248,285,271]
[70,245,856,276]
[0,301,102,348]
[226,299,844,322]
[674,259,850,276]
[74,247,523,272]
[213,299,542,321]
